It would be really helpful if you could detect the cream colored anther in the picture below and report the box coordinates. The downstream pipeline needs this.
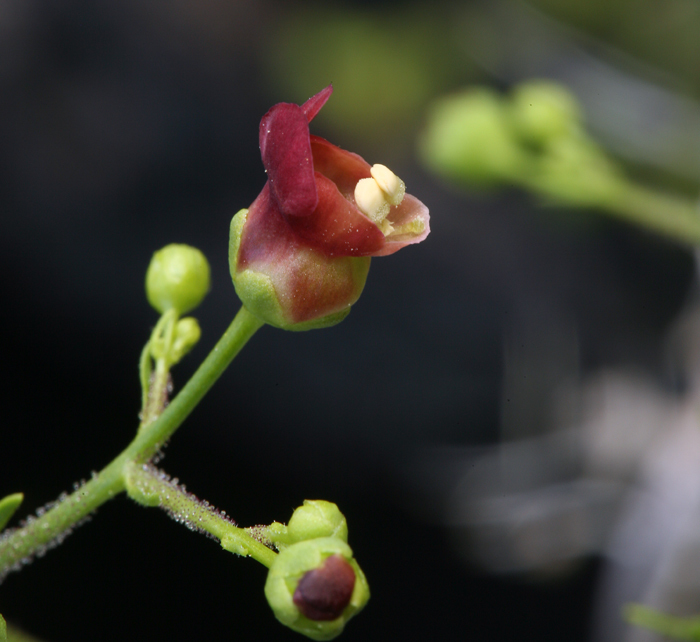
[354,178,390,224]
[370,164,405,206]
[354,164,406,236]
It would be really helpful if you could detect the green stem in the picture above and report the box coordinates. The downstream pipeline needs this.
[125,462,277,568]
[140,309,178,427]
[141,357,171,428]
[0,455,128,582]
[624,603,700,640]
[125,306,264,462]
[0,306,264,580]
[604,183,700,246]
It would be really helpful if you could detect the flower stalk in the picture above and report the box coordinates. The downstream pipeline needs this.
[124,462,277,568]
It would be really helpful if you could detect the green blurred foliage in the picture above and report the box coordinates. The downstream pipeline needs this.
[529,0,700,93]
[262,3,473,156]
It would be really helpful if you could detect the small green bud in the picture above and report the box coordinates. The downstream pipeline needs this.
[270,501,349,549]
[419,88,526,186]
[509,80,583,147]
[170,317,201,363]
[288,500,348,545]
[146,244,211,314]
[264,537,370,640]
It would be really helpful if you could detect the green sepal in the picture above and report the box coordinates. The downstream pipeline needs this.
[0,493,23,531]
[0,612,6,642]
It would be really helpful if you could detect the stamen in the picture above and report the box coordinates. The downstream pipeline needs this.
[354,164,406,236]
[370,164,405,206]
[354,178,390,224]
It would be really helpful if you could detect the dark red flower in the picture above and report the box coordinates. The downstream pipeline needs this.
[229,85,430,330]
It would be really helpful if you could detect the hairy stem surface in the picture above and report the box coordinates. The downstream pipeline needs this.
[0,307,264,580]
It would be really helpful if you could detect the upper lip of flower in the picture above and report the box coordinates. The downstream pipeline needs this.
[256,84,430,258]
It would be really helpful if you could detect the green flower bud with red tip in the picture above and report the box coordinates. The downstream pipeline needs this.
[230,85,430,331]
[264,536,370,640]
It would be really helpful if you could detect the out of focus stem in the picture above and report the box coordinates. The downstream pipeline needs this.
[625,603,700,640]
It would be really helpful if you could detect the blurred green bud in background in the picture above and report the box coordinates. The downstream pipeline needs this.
[419,88,526,186]
[508,80,583,147]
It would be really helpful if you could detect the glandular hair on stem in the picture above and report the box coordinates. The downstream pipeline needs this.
[0,483,95,584]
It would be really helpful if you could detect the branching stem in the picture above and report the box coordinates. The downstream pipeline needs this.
[0,306,264,580]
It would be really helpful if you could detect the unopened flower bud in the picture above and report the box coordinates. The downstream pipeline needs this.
[146,244,211,314]
[288,500,348,544]
[270,500,348,549]
[170,317,201,363]
[537,135,622,205]
[264,537,369,640]
[509,80,583,147]
[420,88,525,186]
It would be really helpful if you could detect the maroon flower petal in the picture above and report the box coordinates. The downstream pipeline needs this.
[293,555,356,622]
[236,184,296,270]
[310,135,372,199]
[287,173,386,257]
[301,85,333,123]
[259,103,317,218]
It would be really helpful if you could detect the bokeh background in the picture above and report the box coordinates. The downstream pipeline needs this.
[2,1,700,640]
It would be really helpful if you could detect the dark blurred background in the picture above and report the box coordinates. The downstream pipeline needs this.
[1,1,699,640]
